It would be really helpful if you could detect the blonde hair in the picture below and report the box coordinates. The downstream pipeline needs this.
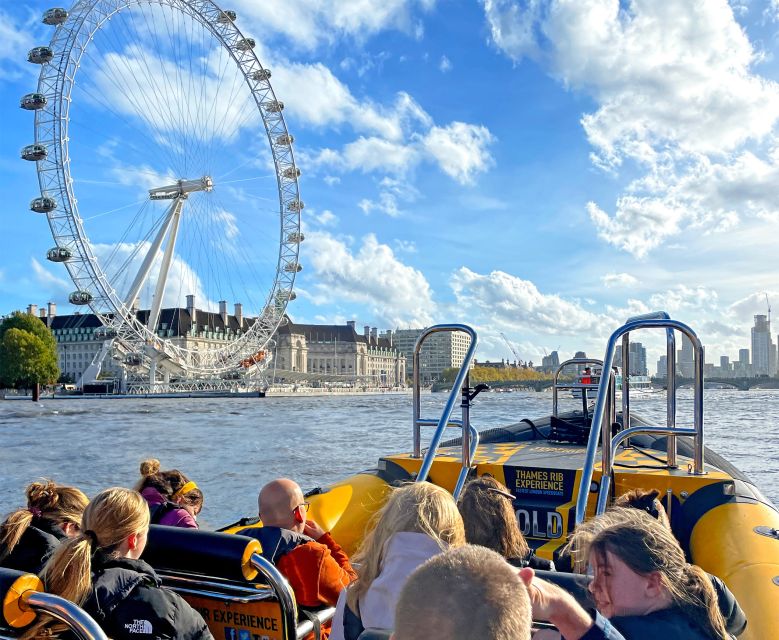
[347,482,465,610]
[458,475,529,560]
[24,488,149,639]
[135,458,203,512]
[0,480,88,561]
[573,508,728,639]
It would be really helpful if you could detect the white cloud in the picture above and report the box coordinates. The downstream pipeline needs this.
[30,258,71,295]
[482,0,779,256]
[228,0,436,50]
[420,122,496,184]
[304,232,435,326]
[601,272,638,288]
[450,267,601,335]
[323,176,341,186]
[0,9,37,84]
[439,55,452,72]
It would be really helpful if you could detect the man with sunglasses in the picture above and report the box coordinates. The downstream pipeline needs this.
[238,478,357,611]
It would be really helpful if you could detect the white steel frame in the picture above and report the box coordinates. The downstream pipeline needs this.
[29,0,301,381]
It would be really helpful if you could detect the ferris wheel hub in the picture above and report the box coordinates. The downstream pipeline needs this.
[148,176,213,200]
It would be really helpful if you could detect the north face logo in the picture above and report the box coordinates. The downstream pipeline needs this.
[124,619,153,634]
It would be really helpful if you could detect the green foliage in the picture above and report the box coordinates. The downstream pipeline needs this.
[440,366,554,384]
[0,312,59,389]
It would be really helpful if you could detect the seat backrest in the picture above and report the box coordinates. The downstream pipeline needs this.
[357,630,393,640]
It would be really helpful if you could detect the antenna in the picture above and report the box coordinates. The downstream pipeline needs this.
[766,292,772,328]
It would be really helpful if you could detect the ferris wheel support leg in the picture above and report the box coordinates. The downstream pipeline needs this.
[147,197,184,334]
[149,358,157,391]
[123,197,182,310]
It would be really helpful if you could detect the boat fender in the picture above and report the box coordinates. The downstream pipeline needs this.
[142,525,262,581]
[0,568,44,628]
[235,526,313,564]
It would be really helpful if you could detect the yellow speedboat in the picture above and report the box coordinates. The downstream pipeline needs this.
[1,313,777,640]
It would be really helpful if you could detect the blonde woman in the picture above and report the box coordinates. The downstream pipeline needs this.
[27,487,212,640]
[329,482,465,640]
[0,480,88,573]
[458,475,554,571]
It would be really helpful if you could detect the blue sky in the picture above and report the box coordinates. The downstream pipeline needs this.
[4,0,779,368]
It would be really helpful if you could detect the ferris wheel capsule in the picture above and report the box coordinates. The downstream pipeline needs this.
[276,133,294,146]
[46,246,72,262]
[31,196,57,213]
[21,144,48,161]
[20,93,48,110]
[287,231,304,243]
[263,100,284,113]
[28,46,54,64]
[216,10,236,23]
[68,290,93,305]
[286,199,304,212]
[252,68,271,81]
[236,37,255,51]
[42,8,68,25]
[282,166,301,179]
[284,262,302,273]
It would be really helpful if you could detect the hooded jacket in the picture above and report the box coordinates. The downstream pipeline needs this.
[141,487,197,529]
[329,532,446,640]
[82,553,212,640]
[0,516,66,574]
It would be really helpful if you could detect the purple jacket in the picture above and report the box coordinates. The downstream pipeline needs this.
[140,487,197,529]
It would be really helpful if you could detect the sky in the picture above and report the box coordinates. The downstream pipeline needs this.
[4,0,779,369]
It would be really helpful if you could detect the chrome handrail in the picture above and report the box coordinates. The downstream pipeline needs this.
[250,553,298,640]
[574,314,704,525]
[412,324,479,497]
[22,592,109,640]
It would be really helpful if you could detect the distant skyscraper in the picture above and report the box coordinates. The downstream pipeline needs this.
[615,342,647,376]
[751,315,773,376]
[541,350,560,372]
[678,335,695,378]
[656,355,668,378]
[738,348,750,365]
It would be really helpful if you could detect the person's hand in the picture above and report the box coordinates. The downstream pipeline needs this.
[303,519,326,540]
[518,568,594,640]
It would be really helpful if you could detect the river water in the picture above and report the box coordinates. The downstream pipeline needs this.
[1,389,777,527]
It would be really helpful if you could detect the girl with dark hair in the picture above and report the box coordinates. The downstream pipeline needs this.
[0,479,88,573]
[458,475,554,571]
[577,508,729,639]
[134,458,203,528]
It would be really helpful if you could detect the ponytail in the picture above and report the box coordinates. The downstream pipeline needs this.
[0,480,87,560]
[42,534,94,604]
[678,564,729,639]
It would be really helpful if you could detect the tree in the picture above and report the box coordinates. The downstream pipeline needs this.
[0,312,59,399]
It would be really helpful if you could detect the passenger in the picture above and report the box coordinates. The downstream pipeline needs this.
[394,544,532,640]
[237,478,356,611]
[26,487,212,640]
[569,507,729,639]
[611,491,746,636]
[330,482,465,640]
[458,475,554,571]
[0,480,88,574]
[134,458,203,528]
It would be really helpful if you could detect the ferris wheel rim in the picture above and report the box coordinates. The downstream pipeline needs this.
[30,0,302,376]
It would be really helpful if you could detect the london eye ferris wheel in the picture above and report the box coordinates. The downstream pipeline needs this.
[21,0,303,386]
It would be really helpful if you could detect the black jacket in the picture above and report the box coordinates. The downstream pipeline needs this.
[609,607,716,640]
[83,554,213,640]
[0,517,66,574]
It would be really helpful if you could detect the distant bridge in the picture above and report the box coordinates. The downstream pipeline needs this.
[656,376,779,391]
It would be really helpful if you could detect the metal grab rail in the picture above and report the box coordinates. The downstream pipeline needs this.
[20,591,109,640]
[412,325,479,498]
[574,314,704,525]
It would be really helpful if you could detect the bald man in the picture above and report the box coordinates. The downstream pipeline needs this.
[237,478,356,609]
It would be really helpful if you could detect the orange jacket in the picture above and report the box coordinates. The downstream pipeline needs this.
[276,532,357,608]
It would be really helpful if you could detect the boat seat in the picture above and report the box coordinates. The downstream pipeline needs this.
[142,525,335,640]
[0,568,107,640]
